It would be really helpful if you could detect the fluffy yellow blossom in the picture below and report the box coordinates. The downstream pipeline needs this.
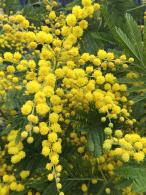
[66,14,77,27]
[36,103,50,115]
[20,170,30,179]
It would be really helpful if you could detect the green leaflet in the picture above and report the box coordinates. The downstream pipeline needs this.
[116,164,146,192]
[128,85,146,93]
[115,178,132,190]
[116,27,141,63]
[90,130,102,157]
[125,13,144,65]
[118,77,146,84]
[0,115,27,136]
[87,133,95,153]
[130,93,146,103]
[132,176,146,193]
[72,108,104,156]
[87,130,102,156]
[80,30,103,54]
[116,165,146,179]
[115,13,145,71]
[4,0,21,14]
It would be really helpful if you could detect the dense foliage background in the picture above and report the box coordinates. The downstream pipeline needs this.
[0,0,145,195]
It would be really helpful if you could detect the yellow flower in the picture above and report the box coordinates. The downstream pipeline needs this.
[82,0,91,7]
[81,184,88,192]
[21,104,32,115]
[27,114,39,124]
[66,14,77,27]
[49,113,59,123]
[121,152,130,162]
[49,11,56,20]
[42,146,50,156]
[52,142,62,153]
[48,173,54,181]
[94,3,100,11]
[7,65,15,73]
[36,103,50,115]
[20,170,30,179]
[133,152,144,162]
[96,76,105,85]
[4,52,13,62]
[48,132,58,142]
[97,49,107,59]
[26,81,41,94]
[27,137,34,144]
[50,95,61,105]
[51,155,59,165]
[39,122,49,135]
[72,6,83,18]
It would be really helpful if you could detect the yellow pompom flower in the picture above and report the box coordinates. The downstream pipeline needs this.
[121,152,130,162]
[94,3,100,11]
[52,142,62,153]
[42,146,50,156]
[72,6,83,18]
[7,65,15,73]
[20,170,30,179]
[133,152,144,162]
[36,103,50,115]
[4,52,13,62]
[48,174,54,181]
[97,49,107,59]
[21,104,32,115]
[51,155,59,165]
[66,14,77,27]
[49,113,59,123]
[48,132,58,142]
[27,137,34,144]
[27,114,39,124]
[26,81,41,94]
[81,184,88,192]
[49,11,56,20]
[82,0,91,7]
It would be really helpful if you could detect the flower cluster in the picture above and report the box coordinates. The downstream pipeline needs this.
[103,132,146,163]
[0,0,144,194]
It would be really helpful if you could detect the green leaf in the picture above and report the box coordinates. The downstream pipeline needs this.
[116,164,146,192]
[127,4,145,12]
[128,85,146,93]
[80,30,103,54]
[131,93,146,103]
[118,77,146,84]
[90,130,102,157]
[116,27,140,62]
[64,0,81,11]
[115,178,132,190]
[87,133,94,153]
[26,179,49,192]
[132,100,145,119]
[116,165,146,179]
[132,176,146,192]
[125,13,144,64]
[0,124,11,136]
[42,183,57,195]
[4,0,22,14]
[115,13,146,72]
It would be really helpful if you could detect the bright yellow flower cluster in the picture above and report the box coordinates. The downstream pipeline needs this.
[102,133,146,168]
[0,0,143,194]
[7,130,26,164]
[0,0,101,193]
